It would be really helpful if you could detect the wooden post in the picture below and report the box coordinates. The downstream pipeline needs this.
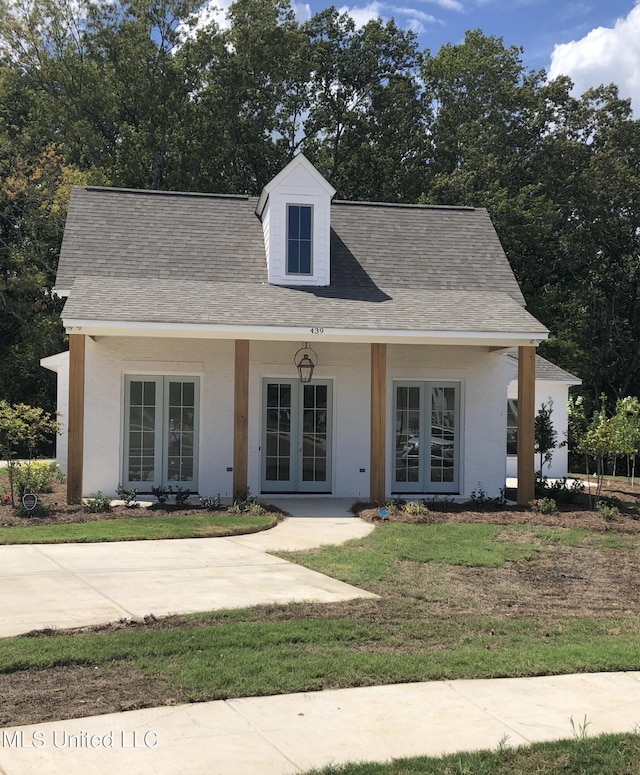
[370,343,386,503]
[517,345,536,505]
[67,334,85,504]
[233,340,250,499]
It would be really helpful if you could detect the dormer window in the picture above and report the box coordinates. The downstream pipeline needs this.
[256,154,335,287]
[287,205,312,275]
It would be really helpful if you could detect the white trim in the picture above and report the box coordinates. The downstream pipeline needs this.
[256,154,336,218]
[63,319,548,346]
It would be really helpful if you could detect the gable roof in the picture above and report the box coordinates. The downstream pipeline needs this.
[505,348,581,384]
[255,153,336,217]
[56,185,547,341]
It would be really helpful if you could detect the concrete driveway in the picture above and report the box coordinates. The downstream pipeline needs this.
[0,518,376,638]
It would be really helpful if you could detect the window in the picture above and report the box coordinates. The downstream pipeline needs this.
[287,204,312,274]
[393,382,460,493]
[123,376,199,491]
[507,399,518,455]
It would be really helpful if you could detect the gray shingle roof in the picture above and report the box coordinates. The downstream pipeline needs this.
[62,278,545,333]
[57,186,544,334]
[505,349,581,383]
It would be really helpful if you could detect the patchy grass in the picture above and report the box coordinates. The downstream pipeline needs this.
[302,733,640,775]
[0,514,277,543]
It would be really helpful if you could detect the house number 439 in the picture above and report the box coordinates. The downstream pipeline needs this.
[310,327,324,334]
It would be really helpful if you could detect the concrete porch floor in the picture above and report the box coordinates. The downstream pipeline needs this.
[263,496,356,518]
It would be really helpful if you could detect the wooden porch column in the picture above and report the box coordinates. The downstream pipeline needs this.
[233,339,250,499]
[517,345,536,505]
[67,333,85,504]
[370,343,387,503]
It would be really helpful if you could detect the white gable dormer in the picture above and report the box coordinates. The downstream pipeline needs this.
[256,154,336,287]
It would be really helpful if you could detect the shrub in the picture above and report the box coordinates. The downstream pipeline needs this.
[151,486,168,505]
[116,484,138,507]
[12,461,64,497]
[84,492,113,513]
[168,485,191,506]
[230,488,268,514]
[200,494,223,511]
[15,501,51,519]
[402,500,430,517]
[530,497,557,515]
[596,500,618,522]
[536,475,584,504]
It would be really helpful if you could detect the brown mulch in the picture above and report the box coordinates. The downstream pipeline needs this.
[0,480,284,525]
[357,478,640,534]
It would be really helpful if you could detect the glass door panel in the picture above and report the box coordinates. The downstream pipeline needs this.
[394,384,423,491]
[262,379,332,493]
[124,376,199,491]
[393,381,460,494]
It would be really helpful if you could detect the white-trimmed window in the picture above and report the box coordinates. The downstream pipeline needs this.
[287,204,313,274]
[393,381,461,493]
[123,376,199,491]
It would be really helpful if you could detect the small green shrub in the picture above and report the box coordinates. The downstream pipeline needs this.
[151,486,168,505]
[168,485,191,506]
[530,497,557,515]
[230,488,268,514]
[469,483,507,509]
[402,500,430,517]
[15,501,51,519]
[11,461,64,496]
[116,484,138,507]
[83,491,113,513]
[536,475,584,504]
[596,500,619,521]
[200,494,223,511]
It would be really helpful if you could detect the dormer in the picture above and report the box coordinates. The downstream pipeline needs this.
[256,155,336,287]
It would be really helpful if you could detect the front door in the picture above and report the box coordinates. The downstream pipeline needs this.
[123,375,199,491]
[262,379,332,492]
[393,381,460,493]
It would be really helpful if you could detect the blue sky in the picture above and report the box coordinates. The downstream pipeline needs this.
[191,0,640,112]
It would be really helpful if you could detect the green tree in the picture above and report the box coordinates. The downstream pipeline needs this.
[0,400,59,504]
[534,399,557,476]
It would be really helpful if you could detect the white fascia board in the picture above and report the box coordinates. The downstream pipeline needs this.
[53,288,70,298]
[63,319,548,347]
[40,351,68,371]
[256,154,336,217]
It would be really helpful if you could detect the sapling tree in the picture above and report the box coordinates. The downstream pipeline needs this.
[610,396,640,485]
[534,399,557,476]
[0,401,60,506]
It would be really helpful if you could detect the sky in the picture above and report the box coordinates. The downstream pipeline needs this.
[192,0,640,114]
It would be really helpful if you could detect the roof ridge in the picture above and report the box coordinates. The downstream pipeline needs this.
[332,199,476,212]
[80,186,251,202]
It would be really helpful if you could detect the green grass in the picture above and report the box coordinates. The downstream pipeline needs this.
[1,614,638,700]
[302,733,640,774]
[0,513,277,543]
[279,522,622,591]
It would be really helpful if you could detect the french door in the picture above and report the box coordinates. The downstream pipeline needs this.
[262,379,332,492]
[393,381,460,493]
[123,376,199,491]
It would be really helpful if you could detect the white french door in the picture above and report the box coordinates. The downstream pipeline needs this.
[393,381,460,493]
[123,376,199,491]
[262,379,333,493]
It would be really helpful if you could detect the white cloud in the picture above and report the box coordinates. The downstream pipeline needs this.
[292,1,312,22]
[338,1,385,27]
[548,3,640,114]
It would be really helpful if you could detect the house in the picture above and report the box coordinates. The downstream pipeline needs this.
[506,350,581,479]
[42,154,549,505]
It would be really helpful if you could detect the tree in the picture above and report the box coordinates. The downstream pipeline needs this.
[534,399,557,476]
[0,400,59,505]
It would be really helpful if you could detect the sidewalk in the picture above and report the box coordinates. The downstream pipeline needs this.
[1,672,639,774]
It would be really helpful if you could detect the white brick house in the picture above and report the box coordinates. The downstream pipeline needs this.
[43,155,549,504]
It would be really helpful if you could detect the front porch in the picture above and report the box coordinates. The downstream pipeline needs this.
[62,335,537,508]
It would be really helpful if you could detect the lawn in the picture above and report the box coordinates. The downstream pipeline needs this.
[302,733,640,774]
[1,518,639,728]
[0,513,277,543]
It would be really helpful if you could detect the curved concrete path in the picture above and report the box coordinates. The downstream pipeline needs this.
[0,518,375,638]
[1,672,639,774]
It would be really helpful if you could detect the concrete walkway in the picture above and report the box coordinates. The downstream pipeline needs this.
[1,672,639,774]
[0,518,375,637]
